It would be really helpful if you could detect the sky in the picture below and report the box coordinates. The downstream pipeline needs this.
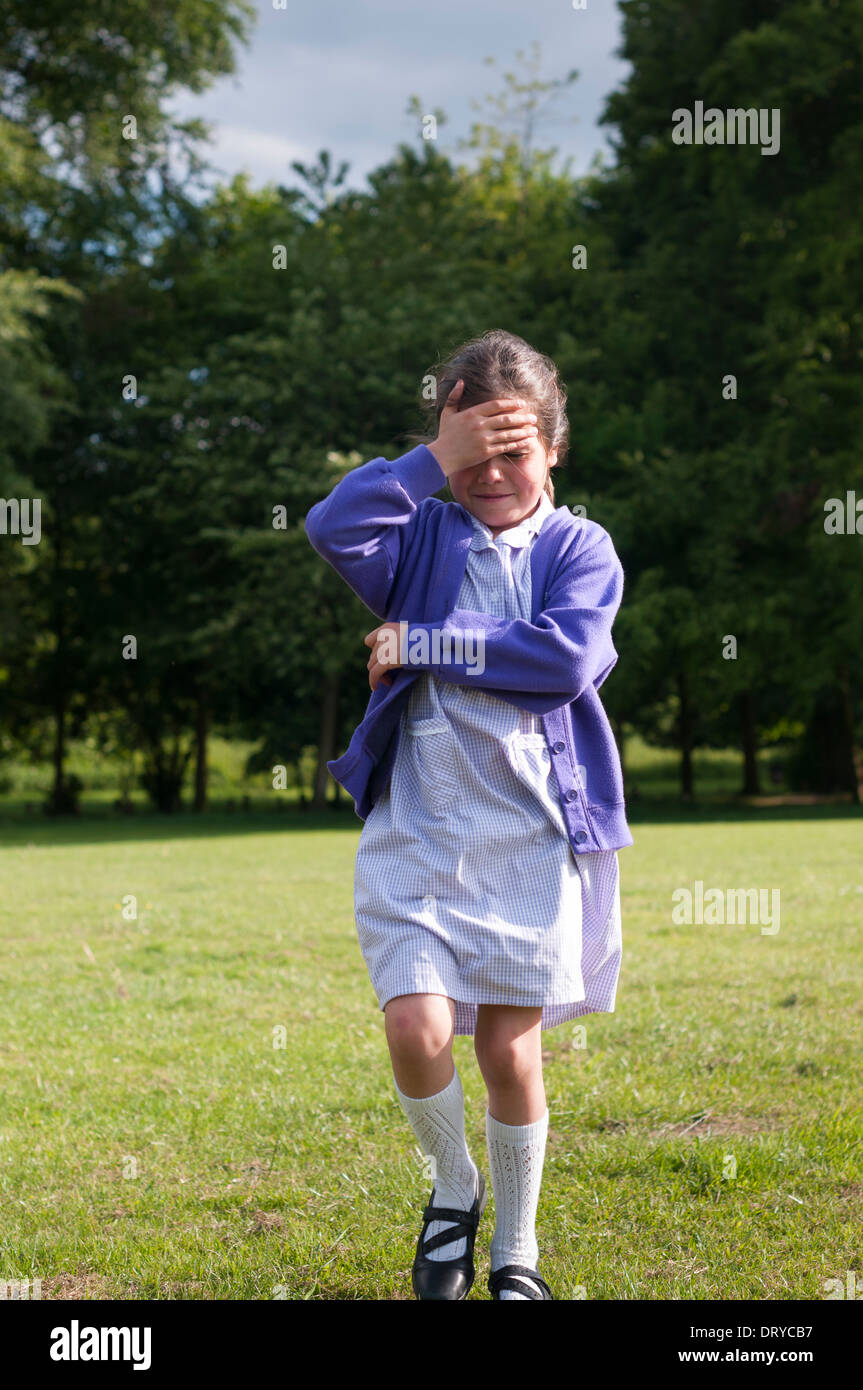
[165,0,630,197]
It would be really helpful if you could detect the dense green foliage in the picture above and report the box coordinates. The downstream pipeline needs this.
[1,0,861,811]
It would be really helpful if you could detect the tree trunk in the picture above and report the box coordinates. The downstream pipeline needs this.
[837,664,863,803]
[312,675,340,810]
[193,691,208,812]
[295,760,308,808]
[787,685,857,793]
[51,537,67,809]
[52,684,66,807]
[677,670,694,800]
[739,689,761,795]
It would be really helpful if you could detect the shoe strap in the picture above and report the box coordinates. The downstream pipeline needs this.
[422,1201,479,1228]
[420,1193,481,1255]
[421,1219,474,1255]
[488,1264,551,1300]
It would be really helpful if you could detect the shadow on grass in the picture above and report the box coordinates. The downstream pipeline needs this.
[0,798,860,848]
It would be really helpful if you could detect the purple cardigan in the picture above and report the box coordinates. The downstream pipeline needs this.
[304,443,633,854]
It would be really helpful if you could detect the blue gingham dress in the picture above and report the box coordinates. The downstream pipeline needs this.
[353,493,622,1037]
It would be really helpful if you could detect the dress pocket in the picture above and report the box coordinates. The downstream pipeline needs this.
[404,716,460,815]
[510,732,551,781]
[508,732,566,832]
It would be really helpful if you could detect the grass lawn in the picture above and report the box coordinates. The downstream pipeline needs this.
[1,805,861,1300]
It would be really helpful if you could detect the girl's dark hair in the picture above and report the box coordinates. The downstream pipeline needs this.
[406,329,569,502]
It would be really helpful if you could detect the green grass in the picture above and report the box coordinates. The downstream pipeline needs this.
[1,806,861,1300]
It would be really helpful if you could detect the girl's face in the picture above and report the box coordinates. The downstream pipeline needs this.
[448,426,558,537]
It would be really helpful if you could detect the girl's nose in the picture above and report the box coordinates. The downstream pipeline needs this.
[477,457,505,482]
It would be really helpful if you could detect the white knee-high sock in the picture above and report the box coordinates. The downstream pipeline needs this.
[394,1067,480,1261]
[486,1108,549,1299]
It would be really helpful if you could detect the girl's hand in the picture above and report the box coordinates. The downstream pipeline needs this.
[426,378,539,479]
[364,622,403,691]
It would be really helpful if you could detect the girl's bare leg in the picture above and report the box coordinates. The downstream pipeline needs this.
[474,1004,545,1123]
[383,992,456,1097]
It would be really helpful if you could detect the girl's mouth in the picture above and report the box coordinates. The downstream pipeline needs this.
[474,493,513,500]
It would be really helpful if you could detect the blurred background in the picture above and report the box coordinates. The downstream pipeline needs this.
[1,0,861,820]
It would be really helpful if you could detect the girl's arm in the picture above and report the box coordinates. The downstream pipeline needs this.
[304,444,446,616]
[305,389,538,617]
[397,524,624,714]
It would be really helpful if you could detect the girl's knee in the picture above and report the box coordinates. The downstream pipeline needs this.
[475,1013,542,1080]
[476,1034,524,1081]
[384,994,453,1059]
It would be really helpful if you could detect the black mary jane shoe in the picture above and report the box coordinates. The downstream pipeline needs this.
[488,1263,554,1300]
[411,1172,487,1301]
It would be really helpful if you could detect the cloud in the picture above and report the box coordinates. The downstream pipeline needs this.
[164,2,629,193]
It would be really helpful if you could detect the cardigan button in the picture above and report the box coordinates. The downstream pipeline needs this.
[553,741,565,754]
[564,789,578,803]
[574,830,589,844]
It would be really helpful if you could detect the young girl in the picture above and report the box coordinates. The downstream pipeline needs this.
[305,329,632,1301]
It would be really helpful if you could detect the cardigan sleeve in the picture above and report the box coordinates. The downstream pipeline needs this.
[303,444,446,617]
[401,525,623,714]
